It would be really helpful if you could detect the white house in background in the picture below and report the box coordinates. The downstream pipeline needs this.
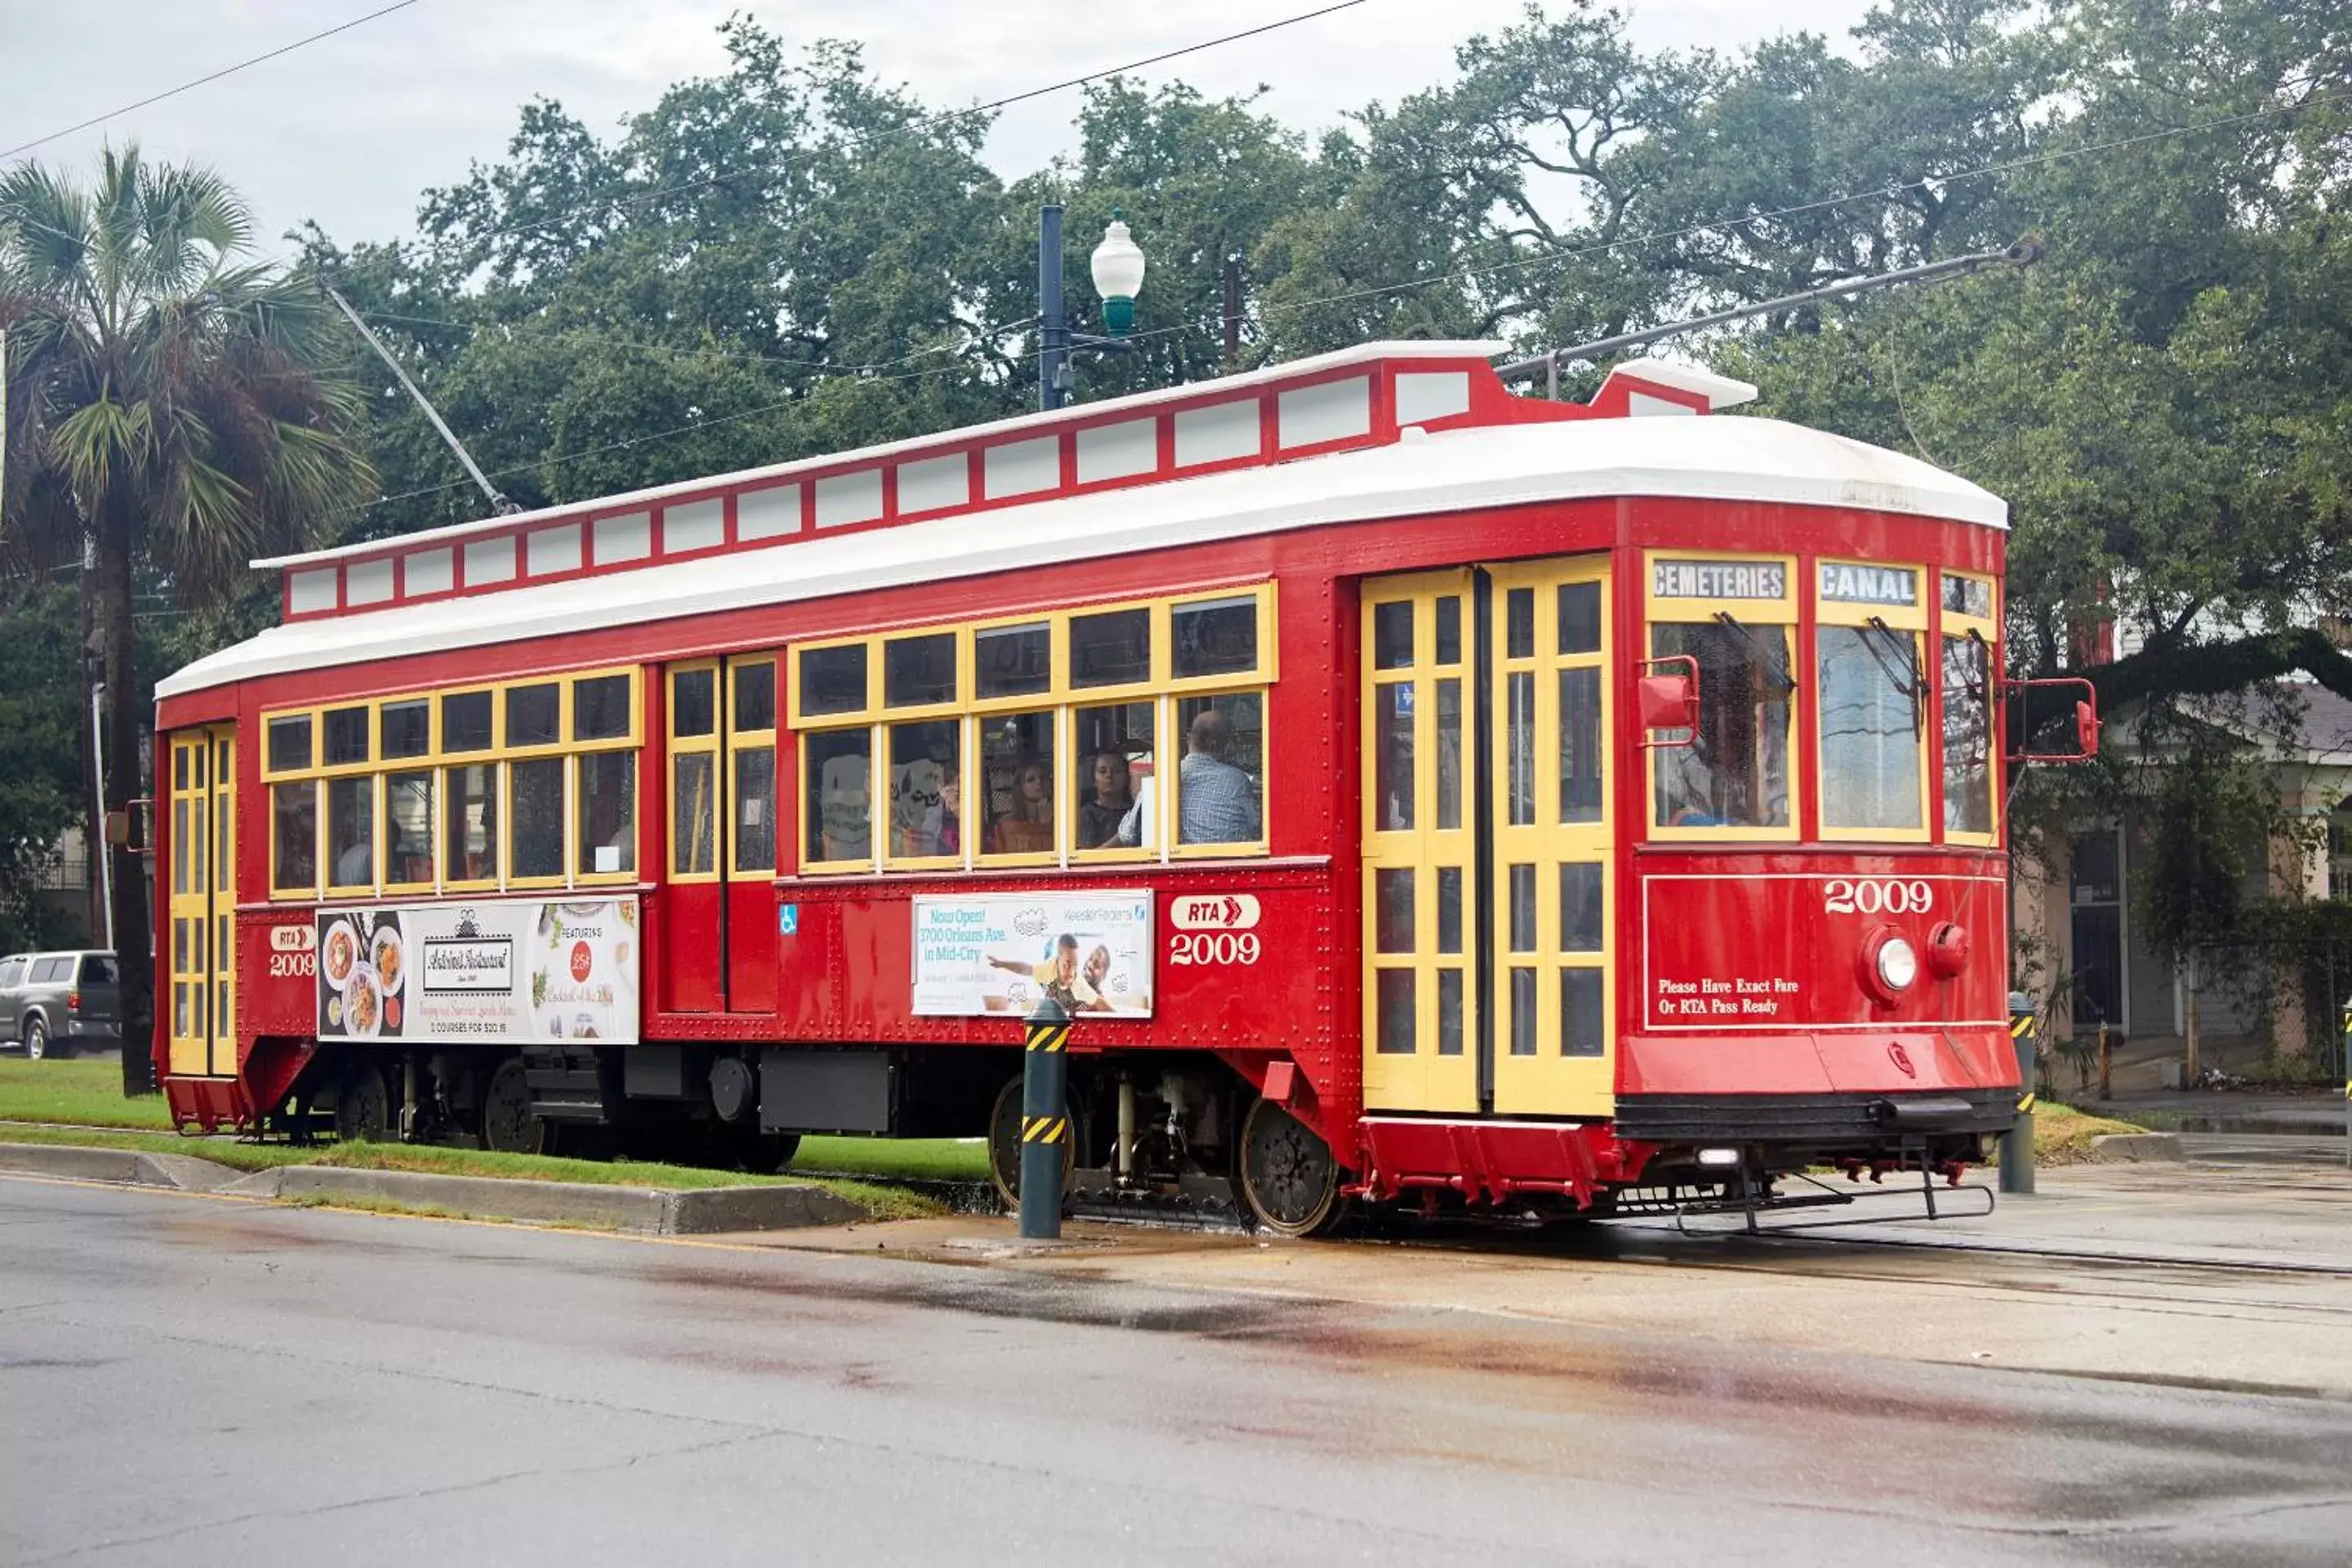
[2011,684,2352,1061]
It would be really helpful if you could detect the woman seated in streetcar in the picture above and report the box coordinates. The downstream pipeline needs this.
[990,757,1054,854]
[1077,751,1133,849]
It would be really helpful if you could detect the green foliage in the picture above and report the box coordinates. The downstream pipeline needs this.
[0,583,85,951]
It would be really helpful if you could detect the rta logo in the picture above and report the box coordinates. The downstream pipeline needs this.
[1886,1042,1918,1079]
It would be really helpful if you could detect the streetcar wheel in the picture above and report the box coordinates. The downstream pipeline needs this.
[24,1019,49,1061]
[479,1057,546,1155]
[728,1124,801,1175]
[987,1075,1077,1211]
[334,1060,390,1143]
[1240,1098,1343,1237]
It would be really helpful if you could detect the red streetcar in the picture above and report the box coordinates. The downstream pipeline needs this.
[151,340,2078,1233]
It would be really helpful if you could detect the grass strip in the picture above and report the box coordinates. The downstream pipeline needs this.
[2009,1102,2149,1167]
[0,1125,945,1221]
[0,1059,174,1129]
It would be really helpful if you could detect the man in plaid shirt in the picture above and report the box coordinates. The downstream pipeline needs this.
[1118,707,1261,847]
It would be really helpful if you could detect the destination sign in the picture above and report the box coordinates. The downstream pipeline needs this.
[1819,563,1919,606]
[1651,559,1786,600]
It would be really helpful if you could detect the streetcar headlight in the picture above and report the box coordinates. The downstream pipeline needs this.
[1875,936,1919,992]
[1696,1147,1741,1168]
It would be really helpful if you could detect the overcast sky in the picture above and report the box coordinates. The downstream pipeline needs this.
[2,1,1882,257]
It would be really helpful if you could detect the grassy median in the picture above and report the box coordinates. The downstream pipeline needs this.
[0,1057,986,1196]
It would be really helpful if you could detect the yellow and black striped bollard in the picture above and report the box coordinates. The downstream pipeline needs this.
[2001,991,2037,1196]
[1018,1004,1072,1240]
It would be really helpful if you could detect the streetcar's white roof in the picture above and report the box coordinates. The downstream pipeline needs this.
[160,413,2003,699]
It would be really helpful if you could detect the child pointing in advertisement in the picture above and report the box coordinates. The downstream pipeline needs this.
[987,933,1114,1015]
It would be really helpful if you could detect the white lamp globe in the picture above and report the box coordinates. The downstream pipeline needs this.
[1090,209,1146,335]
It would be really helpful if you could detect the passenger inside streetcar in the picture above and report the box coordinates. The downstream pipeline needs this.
[1077,751,1132,848]
[1121,704,1261,846]
[990,758,1054,854]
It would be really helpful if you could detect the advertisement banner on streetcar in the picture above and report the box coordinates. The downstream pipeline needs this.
[316,898,641,1045]
[911,892,1154,1018]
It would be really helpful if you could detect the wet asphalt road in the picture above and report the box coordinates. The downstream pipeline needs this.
[4,1176,2350,1567]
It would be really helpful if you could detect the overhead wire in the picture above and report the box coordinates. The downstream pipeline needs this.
[0,1,425,161]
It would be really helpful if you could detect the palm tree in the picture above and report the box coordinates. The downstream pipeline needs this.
[1,147,374,1075]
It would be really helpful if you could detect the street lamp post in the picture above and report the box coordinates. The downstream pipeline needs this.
[1037,204,1147,412]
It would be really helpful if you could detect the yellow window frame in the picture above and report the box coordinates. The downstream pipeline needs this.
[1168,685,1270,859]
[880,713,967,872]
[668,660,724,885]
[727,657,780,877]
[1937,570,2002,846]
[380,766,440,895]
[1069,695,1166,866]
[321,772,381,898]
[439,759,504,893]
[570,750,642,887]
[973,707,1061,868]
[800,721,883,875]
[268,777,322,901]
[1814,559,1931,844]
[1642,549,1802,844]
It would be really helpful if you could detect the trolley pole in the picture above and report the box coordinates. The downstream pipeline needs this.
[2001,991,2038,1196]
[1018,1000,1072,1240]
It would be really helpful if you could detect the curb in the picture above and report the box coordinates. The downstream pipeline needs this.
[2089,1132,2185,1163]
[0,1141,865,1232]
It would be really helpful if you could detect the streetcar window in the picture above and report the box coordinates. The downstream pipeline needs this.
[385,770,434,888]
[1561,969,1604,1057]
[980,711,1055,858]
[1434,596,1461,666]
[446,764,499,884]
[1071,608,1151,688]
[1942,633,1994,836]
[1818,626,1922,831]
[1172,595,1256,679]
[572,675,633,742]
[976,623,1050,700]
[733,662,777,734]
[271,782,317,893]
[441,690,494,753]
[323,706,371,767]
[1560,862,1604,951]
[884,721,961,861]
[1557,581,1601,656]
[804,730,872,864]
[381,700,430,760]
[507,684,560,749]
[1505,588,1535,659]
[732,746,775,873]
[267,715,312,773]
[1072,703,1152,852]
[1374,969,1414,1054]
[326,776,375,890]
[1435,678,1463,831]
[1372,601,1413,670]
[576,752,635,876]
[1649,621,1793,830]
[671,668,717,739]
[800,644,868,718]
[1372,679,1413,832]
[508,759,565,880]
[673,753,716,875]
[1558,666,1602,824]
[1173,694,1263,846]
[884,633,958,709]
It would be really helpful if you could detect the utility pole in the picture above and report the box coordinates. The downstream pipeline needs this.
[1221,253,1243,371]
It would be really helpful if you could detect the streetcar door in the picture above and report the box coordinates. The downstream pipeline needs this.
[664,657,780,1013]
[1360,571,1479,1113]
[1486,562,1615,1119]
[165,728,237,1077]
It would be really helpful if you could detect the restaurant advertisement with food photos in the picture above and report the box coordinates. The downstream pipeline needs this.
[315,898,640,1045]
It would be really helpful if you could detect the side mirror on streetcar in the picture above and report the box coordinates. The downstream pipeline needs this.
[2001,676,2100,764]
[1636,656,1700,747]
[2074,699,2100,760]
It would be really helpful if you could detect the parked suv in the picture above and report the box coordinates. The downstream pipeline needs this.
[0,951,122,1060]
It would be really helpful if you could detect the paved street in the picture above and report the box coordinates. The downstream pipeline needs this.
[6,1174,2351,1566]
